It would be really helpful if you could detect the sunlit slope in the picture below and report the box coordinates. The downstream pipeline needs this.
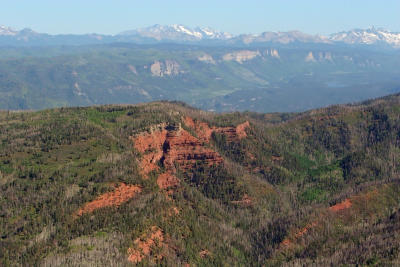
[0,94,400,265]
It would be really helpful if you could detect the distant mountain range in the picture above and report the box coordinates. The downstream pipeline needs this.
[1,24,400,113]
[0,24,400,48]
[119,24,233,41]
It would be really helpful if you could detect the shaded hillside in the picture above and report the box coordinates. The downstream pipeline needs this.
[0,44,400,112]
[1,94,400,265]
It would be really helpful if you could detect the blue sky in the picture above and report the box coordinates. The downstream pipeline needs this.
[2,0,400,35]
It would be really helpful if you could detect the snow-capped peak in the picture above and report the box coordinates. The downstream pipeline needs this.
[118,24,234,41]
[172,24,202,38]
[196,27,233,39]
[0,25,17,36]
[330,27,400,47]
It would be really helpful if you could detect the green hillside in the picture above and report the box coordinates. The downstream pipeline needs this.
[1,94,400,265]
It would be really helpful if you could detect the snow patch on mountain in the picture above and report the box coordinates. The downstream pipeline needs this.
[1,24,400,48]
[0,25,17,36]
[119,24,232,41]
[330,28,400,47]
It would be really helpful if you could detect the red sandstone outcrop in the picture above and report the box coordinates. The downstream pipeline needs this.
[157,172,180,190]
[127,226,166,263]
[235,121,250,139]
[183,116,213,142]
[199,250,211,258]
[168,206,180,216]
[131,127,168,178]
[131,118,249,190]
[280,198,353,248]
[75,183,142,217]
[280,221,318,248]
[329,198,352,212]
[132,128,167,154]
[132,123,225,189]
[183,116,250,143]
[162,127,223,172]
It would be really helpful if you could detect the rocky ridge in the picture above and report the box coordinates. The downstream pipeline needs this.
[223,50,261,63]
[330,27,400,47]
[150,60,183,77]
[1,24,400,48]
[132,117,250,189]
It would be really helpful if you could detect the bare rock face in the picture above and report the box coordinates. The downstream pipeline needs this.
[305,51,316,62]
[183,116,214,142]
[127,226,166,264]
[75,183,142,217]
[131,118,250,189]
[150,60,182,77]
[324,52,333,61]
[131,126,168,177]
[162,127,224,172]
[197,53,216,64]
[265,49,280,58]
[270,49,280,58]
[128,64,138,74]
[234,121,250,139]
[222,50,260,63]
[132,124,223,175]
[184,116,250,143]
[157,172,180,190]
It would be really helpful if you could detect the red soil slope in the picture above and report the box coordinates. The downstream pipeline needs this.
[281,198,353,248]
[157,172,180,190]
[75,183,142,216]
[329,198,352,212]
[127,226,166,264]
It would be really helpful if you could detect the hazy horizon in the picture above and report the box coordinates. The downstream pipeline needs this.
[1,23,399,37]
[1,0,399,35]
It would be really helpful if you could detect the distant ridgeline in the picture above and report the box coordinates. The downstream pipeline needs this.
[1,94,400,265]
[0,40,399,112]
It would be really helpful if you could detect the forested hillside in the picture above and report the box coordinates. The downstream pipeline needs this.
[1,94,400,265]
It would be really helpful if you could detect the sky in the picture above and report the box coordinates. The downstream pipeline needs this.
[1,0,400,35]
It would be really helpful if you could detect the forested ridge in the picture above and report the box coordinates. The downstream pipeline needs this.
[1,94,400,266]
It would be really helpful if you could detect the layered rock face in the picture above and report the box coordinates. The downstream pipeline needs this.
[222,50,261,63]
[132,124,223,180]
[197,53,216,64]
[305,51,316,62]
[131,117,250,189]
[183,116,250,143]
[150,60,182,77]
[161,126,223,172]
[131,126,168,177]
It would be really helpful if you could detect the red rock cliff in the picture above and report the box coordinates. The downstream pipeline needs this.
[131,118,250,189]
[183,116,250,142]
